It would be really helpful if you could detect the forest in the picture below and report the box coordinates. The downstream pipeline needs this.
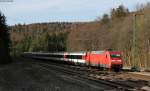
[9,4,150,69]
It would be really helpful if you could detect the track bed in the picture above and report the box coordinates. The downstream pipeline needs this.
[0,57,148,91]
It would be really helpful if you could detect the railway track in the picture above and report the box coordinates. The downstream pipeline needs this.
[29,61,142,91]
[21,57,149,90]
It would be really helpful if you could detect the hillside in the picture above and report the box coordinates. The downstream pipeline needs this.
[10,22,86,54]
[10,22,73,42]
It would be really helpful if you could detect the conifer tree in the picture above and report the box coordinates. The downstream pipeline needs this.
[0,12,11,64]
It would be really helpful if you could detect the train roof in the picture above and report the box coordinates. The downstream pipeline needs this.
[66,52,86,55]
[24,50,122,55]
[24,52,65,55]
[90,51,105,54]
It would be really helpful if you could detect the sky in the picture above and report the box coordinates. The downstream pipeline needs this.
[0,0,150,25]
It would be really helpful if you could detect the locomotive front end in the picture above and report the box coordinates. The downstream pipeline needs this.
[109,52,123,71]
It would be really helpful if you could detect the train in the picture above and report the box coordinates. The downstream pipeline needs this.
[23,50,123,71]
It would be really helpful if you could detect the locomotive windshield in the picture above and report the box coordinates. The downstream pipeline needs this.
[110,54,121,58]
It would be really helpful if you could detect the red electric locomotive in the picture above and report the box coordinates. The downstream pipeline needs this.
[83,51,123,71]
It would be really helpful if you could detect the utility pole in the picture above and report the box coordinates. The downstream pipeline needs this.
[132,12,144,67]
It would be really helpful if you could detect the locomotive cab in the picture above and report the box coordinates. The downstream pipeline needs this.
[109,52,123,71]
